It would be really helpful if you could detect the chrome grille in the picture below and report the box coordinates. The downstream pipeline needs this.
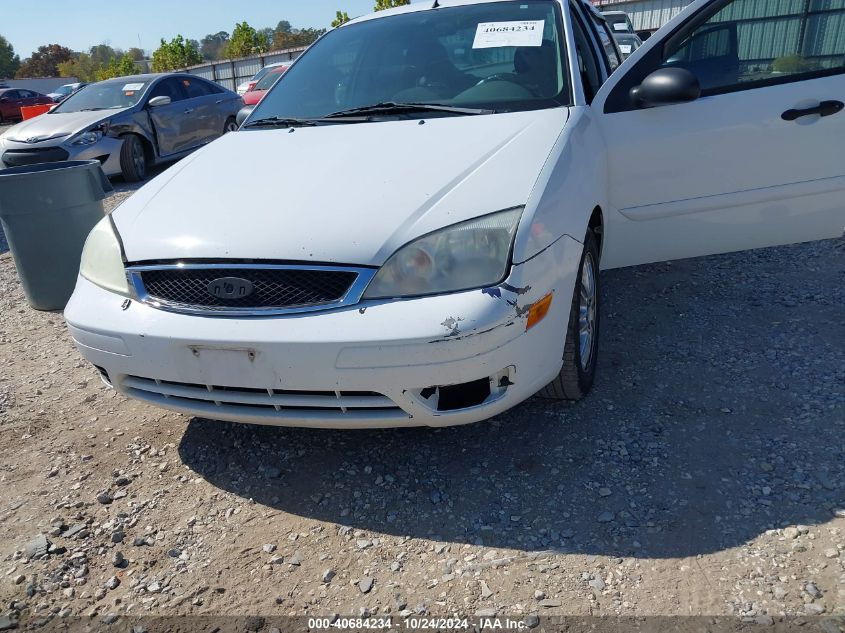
[127,264,376,316]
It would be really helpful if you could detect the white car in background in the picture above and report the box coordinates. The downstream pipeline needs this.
[66,0,845,429]
[47,82,87,102]
[236,63,290,95]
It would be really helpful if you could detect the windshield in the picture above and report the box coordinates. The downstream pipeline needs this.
[254,68,287,91]
[54,85,74,96]
[250,1,569,122]
[52,80,149,113]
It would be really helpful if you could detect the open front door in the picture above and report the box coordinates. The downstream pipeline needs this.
[592,0,845,269]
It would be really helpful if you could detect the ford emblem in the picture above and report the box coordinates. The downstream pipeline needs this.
[207,277,254,299]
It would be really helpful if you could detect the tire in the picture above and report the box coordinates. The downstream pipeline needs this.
[539,228,601,401]
[119,134,147,182]
[223,117,238,134]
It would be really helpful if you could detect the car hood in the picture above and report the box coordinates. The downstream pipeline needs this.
[114,108,569,266]
[2,109,125,144]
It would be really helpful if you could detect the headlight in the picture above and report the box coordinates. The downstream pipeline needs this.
[71,129,104,146]
[363,208,523,299]
[79,217,130,296]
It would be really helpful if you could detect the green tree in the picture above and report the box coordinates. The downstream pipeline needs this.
[275,20,292,35]
[16,43,73,78]
[374,0,410,10]
[200,31,229,60]
[150,35,202,72]
[89,44,118,67]
[95,53,138,80]
[0,35,21,78]
[225,21,268,58]
[331,11,351,28]
[273,27,326,49]
[258,28,275,49]
[126,47,146,62]
[57,53,100,81]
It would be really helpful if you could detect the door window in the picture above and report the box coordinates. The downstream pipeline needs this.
[593,19,622,73]
[182,78,214,99]
[149,78,186,103]
[570,5,603,102]
[662,0,845,93]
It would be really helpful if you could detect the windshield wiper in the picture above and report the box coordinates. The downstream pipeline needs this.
[323,102,495,119]
[242,116,319,129]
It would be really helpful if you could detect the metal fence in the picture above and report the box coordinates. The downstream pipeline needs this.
[183,47,309,91]
[593,0,692,32]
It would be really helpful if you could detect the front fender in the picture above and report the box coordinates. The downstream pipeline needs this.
[514,106,609,264]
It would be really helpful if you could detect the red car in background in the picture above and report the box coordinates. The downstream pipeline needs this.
[0,88,55,124]
[242,65,290,106]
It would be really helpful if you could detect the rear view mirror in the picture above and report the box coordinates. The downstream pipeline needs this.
[148,95,172,108]
[236,105,255,127]
[631,67,701,108]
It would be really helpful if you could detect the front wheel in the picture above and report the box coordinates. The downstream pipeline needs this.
[223,117,238,134]
[539,228,600,400]
[119,134,147,182]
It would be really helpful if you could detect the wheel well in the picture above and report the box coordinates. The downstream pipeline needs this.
[121,132,154,162]
[588,206,604,259]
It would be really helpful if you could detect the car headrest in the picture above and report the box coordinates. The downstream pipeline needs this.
[514,41,557,76]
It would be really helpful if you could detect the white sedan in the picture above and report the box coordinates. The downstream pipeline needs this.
[65,0,845,428]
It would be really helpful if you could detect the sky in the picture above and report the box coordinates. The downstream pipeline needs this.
[4,0,423,60]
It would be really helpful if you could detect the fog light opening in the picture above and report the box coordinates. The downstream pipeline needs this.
[93,365,113,387]
[419,368,514,412]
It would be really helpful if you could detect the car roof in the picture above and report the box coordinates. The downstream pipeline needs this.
[96,72,202,85]
[345,0,586,26]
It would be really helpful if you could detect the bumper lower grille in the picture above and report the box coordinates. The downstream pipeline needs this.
[2,148,70,168]
[128,264,375,316]
[120,376,410,423]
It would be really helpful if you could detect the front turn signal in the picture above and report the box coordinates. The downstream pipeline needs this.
[525,292,553,331]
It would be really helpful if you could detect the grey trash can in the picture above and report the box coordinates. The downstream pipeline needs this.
[0,160,113,311]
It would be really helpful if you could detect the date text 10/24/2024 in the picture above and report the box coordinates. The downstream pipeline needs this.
[307,616,533,630]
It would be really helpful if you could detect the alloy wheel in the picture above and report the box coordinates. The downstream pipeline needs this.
[578,251,597,371]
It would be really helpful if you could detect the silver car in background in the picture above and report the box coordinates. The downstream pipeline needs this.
[614,32,643,59]
[0,73,243,181]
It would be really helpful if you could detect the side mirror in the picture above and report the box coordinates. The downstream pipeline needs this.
[236,105,255,127]
[147,95,172,108]
[0,97,8,103]
[630,67,701,108]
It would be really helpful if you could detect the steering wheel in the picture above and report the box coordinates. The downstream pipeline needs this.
[475,73,540,97]
[476,73,518,86]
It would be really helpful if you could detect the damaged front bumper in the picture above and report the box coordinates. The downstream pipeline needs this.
[0,136,124,175]
[64,235,583,428]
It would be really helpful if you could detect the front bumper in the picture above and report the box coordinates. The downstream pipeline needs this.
[1,136,124,176]
[64,236,582,428]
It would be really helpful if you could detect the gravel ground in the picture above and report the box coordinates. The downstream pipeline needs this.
[0,153,842,627]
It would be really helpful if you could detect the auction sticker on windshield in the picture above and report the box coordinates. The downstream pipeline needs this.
[122,83,145,91]
[473,20,544,48]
